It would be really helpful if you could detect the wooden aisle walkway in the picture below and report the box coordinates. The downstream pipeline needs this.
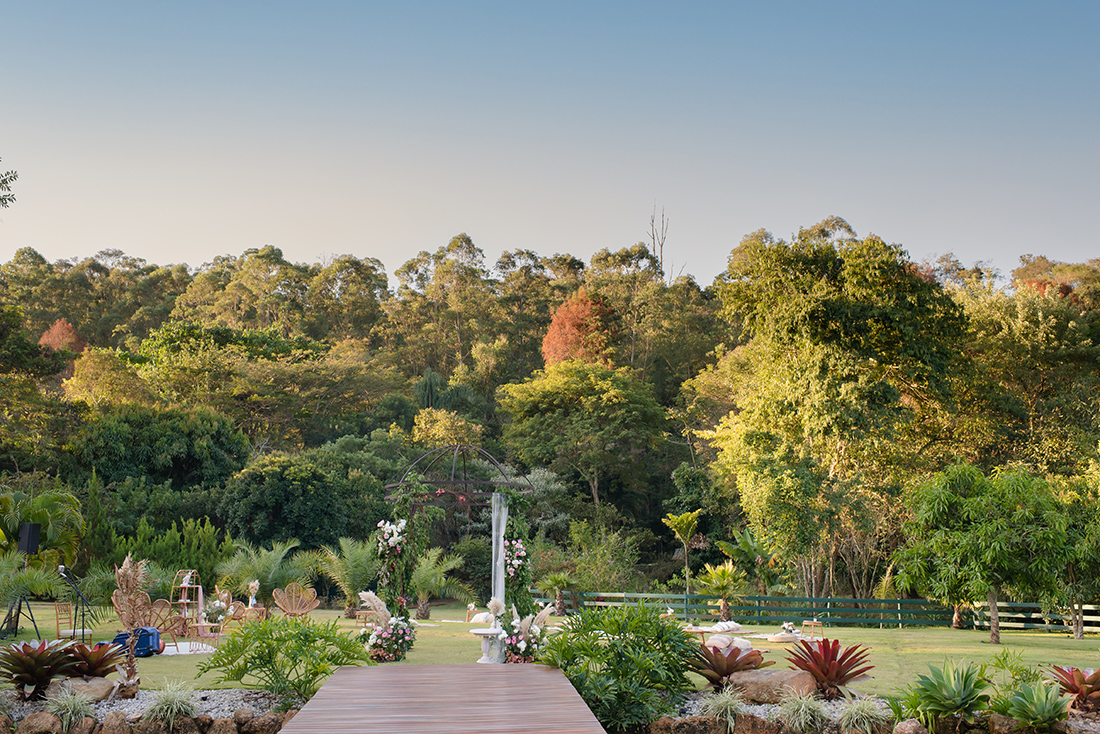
[279,664,606,734]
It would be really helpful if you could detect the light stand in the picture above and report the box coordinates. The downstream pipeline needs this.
[1,556,42,640]
[58,566,93,644]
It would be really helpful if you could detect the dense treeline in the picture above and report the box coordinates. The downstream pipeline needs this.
[2,220,1099,626]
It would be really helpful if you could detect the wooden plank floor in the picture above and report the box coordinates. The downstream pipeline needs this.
[279,664,606,734]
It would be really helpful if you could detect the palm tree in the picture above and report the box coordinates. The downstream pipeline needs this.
[215,539,313,609]
[0,475,85,566]
[0,551,64,634]
[410,548,475,620]
[662,509,702,594]
[537,571,578,617]
[694,560,748,622]
[316,538,381,618]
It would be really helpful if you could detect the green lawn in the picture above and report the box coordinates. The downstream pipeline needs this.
[5,600,1098,697]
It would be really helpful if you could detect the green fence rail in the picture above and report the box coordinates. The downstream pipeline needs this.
[528,590,1100,632]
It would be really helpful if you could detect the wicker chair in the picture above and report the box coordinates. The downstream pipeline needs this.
[273,582,319,618]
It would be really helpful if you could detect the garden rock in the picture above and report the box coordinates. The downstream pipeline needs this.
[990,714,1023,734]
[69,718,96,734]
[46,676,116,702]
[193,714,213,733]
[206,720,237,734]
[100,711,132,734]
[731,713,786,734]
[0,714,12,733]
[14,711,63,734]
[233,709,253,728]
[241,711,282,734]
[649,715,726,734]
[726,670,816,703]
[892,719,927,734]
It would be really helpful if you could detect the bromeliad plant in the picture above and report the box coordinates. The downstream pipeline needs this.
[65,642,127,679]
[786,639,873,700]
[1047,666,1100,712]
[0,639,77,700]
[692,644,775,691]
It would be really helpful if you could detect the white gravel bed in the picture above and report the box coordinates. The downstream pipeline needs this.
[2,687,285,723]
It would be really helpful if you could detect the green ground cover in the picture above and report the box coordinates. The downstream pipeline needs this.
[4,600,1097,697]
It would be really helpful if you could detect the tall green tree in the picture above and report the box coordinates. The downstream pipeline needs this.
[894,464,1069,644]
[705,218,965,592]
[499,360,666,507]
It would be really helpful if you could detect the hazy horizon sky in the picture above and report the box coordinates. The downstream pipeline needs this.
[2,2,1097,286]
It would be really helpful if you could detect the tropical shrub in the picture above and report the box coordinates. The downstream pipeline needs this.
[539,604,696,732]
[0,639,77,700]
[786,639,873,700]
[778,692,829,734]
[992,683,1068,733]
[902,661,992,732]
[691,644,774,691]
[359,616,416,662]
[197,616,370,700]
[1047,666,1100,712]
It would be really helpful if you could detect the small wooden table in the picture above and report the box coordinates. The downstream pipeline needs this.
[800,620,823,640]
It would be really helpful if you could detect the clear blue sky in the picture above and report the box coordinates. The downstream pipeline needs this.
[2,1,1097,285]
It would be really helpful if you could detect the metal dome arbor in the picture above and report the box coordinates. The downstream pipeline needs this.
[384,444,531,654]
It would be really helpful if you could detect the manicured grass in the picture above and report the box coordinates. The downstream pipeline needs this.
[5,600,1098,697]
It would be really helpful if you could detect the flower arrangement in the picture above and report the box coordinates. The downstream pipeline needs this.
[203,599,228,625]
[503,538,527,578]
[360,616,416,662]
[376,519,408,589]
[500,604,552,663]
[781,622,796,634]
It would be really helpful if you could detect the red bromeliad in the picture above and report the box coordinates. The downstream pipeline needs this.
[785,638,873,700]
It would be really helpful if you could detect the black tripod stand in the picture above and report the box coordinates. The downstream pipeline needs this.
[1,595,41,640]
[58,565,93,644]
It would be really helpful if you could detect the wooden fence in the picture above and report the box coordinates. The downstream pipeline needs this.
[529,590,1100,632]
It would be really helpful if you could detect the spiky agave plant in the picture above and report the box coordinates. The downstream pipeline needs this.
[786,638,873,700]
[0,639,77,700]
